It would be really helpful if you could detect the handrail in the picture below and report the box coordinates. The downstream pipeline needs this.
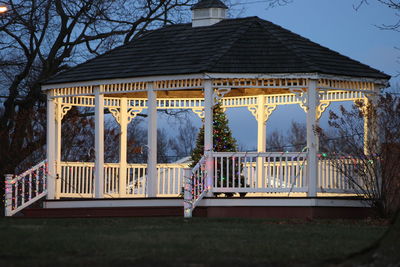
[184,156,207,218]
[4,160,48,216]
[211,151,307,158]
[60,161,187,168]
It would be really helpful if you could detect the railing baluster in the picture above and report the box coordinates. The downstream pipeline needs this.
[28,173,32,201]
[262,155,266,189]
[89,164,93,195]
[214,157,217,188]
[79,166,83,194]
[85,165,89,194]
[232,157,236,188]
[284,156,288,188]
[21,175,25,205]
[226,156,230,188]
[35,169,39,196]
[238,156,243,188]
[289,157,294,188]
[221,156,224,188]
[273,156,277,188]
[164,167,168,195]
[73,166,77,193]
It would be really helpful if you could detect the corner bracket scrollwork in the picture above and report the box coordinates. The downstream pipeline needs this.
[109,108,121,124]
[316,91,330,119]
[108,107,144,125]
[317,102,330,120]
[213,88,231,105]
[192,108,205,119]
[247,105,257,118]
[127,108,144,123]
[247,104,277,123]
[290,88,307,113]
[56,104,72,122]
[264,105,277,122]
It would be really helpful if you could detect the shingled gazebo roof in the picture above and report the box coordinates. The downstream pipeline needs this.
[46,16,390,85]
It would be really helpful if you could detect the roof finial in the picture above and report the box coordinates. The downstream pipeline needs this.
[192,0,228,28]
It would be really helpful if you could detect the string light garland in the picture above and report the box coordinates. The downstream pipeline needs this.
[3,162,49,213]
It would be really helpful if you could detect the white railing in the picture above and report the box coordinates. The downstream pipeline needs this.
[157,164,187,196]
[126,164,147,196]
[59,162,94,198]
[58,162,190,198]
[4,160,48,216]
[318,157,360,193]
[184,156,207,218]
[5,154,363,217]
[211,152,308,194]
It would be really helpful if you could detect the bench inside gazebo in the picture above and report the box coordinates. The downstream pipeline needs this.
[4,0,390,218]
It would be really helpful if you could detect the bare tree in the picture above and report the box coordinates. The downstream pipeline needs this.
[287,121,306,152]
[267,129,286,152]
[322,93,400,218]
[168,119,198,160]
[263,0,292,8]
[127,119,148,164]
[157,128,172,163]
[0,0,197,216]
[0,0,194,171]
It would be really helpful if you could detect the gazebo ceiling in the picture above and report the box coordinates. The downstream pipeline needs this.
[45,16,390,86]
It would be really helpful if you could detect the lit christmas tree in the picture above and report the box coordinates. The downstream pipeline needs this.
[190,103,237,166]
[190,103,246,197]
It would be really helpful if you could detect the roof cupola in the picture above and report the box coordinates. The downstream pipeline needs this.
[191,0,228,27]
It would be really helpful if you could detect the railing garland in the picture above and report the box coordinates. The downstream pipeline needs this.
[4,160,48,217]
[184,156,206,218]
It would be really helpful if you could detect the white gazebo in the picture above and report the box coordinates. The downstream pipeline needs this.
[5,0,390,218]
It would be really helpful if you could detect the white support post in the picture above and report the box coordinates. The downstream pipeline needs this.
[306,79,318,197]
[4,174,13,216]
[46,93,56,199]
[147,82,158,197]
[183,168,193,218]
[363,85,381,155]
[257,95,266,189]
[363,98,372,155]
[119,98,128,197]
[204,79,214,196]
[54,101,62,199]
[257,95,267,152]
[94,86,104,198]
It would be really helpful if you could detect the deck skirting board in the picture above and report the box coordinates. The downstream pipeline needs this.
[44,198,183,209]
[44,197,368,209]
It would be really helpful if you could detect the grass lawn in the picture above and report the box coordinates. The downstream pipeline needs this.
[0,217,388,267]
